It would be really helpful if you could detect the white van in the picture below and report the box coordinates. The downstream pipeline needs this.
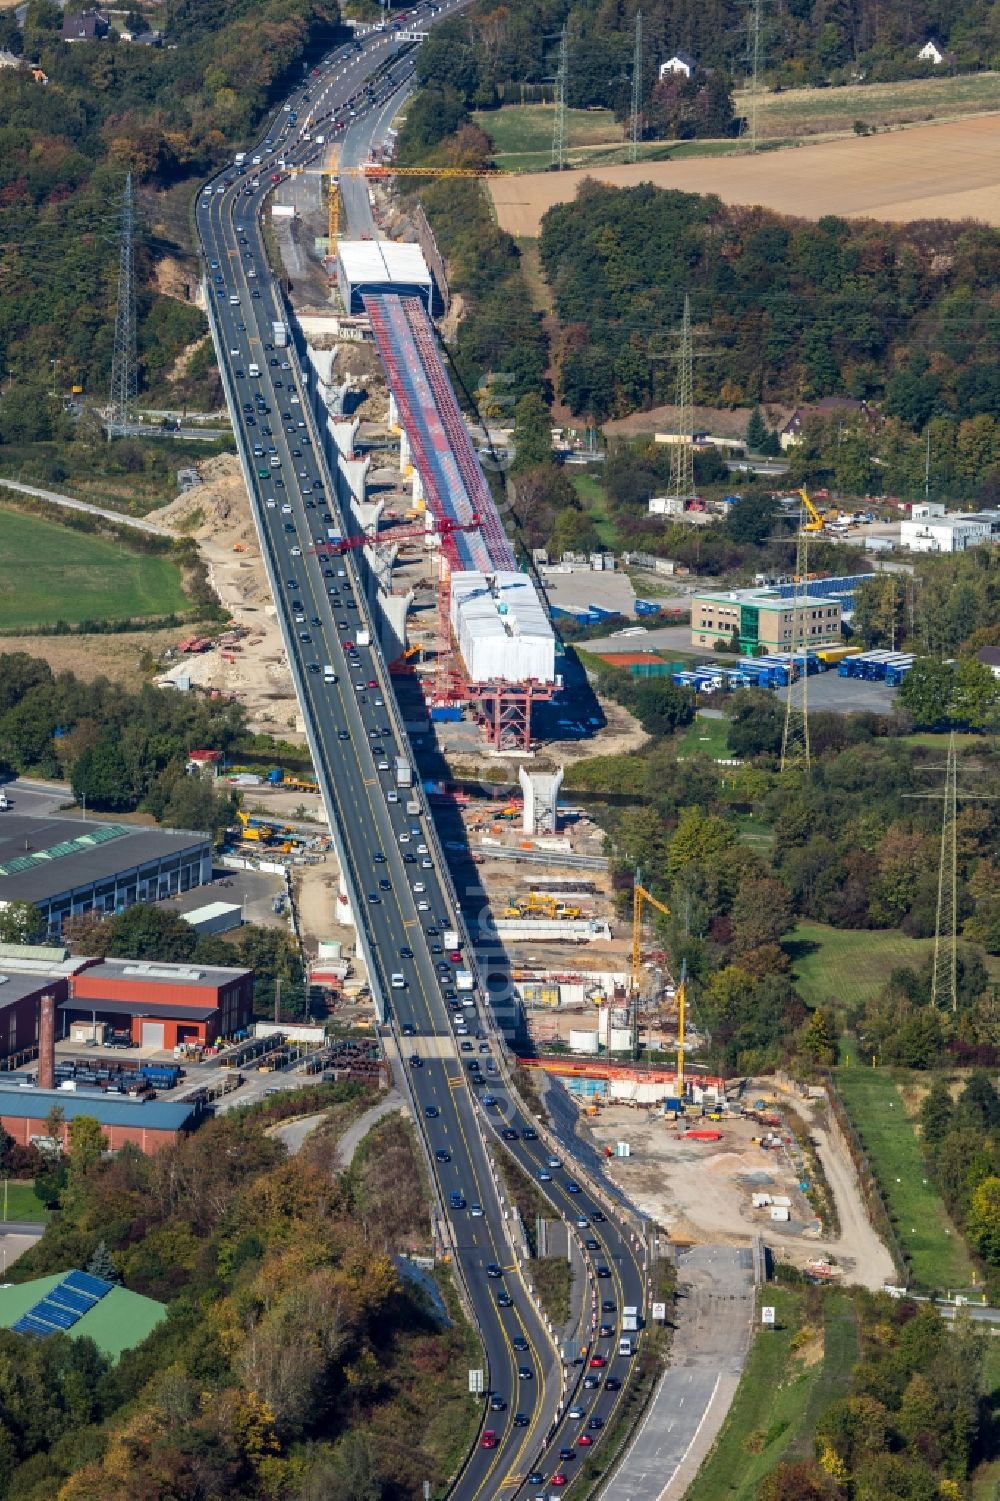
[248,362,260,377]
[323,665,337,682]
[390,973,405,989]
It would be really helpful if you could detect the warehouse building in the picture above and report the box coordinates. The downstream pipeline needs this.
[66,958,254,1050]
[336,240,434,316]
[0,815,212,939]
[900,504,1000,553]
[0,1081,200,1154]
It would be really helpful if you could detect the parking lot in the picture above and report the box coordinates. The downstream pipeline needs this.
[776,671,899,716]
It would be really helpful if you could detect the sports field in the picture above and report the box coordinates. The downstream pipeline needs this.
[835,1060,976,1290]
[489,113,1000,235]
[0,507,187,630]
[783,923,937,1012]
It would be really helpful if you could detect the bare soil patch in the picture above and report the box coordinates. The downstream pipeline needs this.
[489,114,1000,236]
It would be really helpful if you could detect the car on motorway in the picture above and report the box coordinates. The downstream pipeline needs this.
[527,1476,544,1489]
[583,1375,600,1390]
[523,1128,538,1141]
[588,1416,604,1430]
[486,1262,502,1278]
[469,1203,483,1217]
[337,729,349,741]
[599,1322,614,1338]
[517,1366,532,1381]
[435,1149,450,1163]
[366,892,380,904]
[585,1237,600,1251]
[512,1336,528,1351]
[424,1105,438,1119]
[596,1264,611,1278]
[489,1395,505,1412]
[502,1128,518,1141]
[537,1170,552,1182]
[592,1209,606,1222]
[480,1431,496,1450]
[449,1191,465,1209]
[550,1474,567,1487]
[559,1448,576,1463]
[514,1412,529,1427]
[601,1298,616,1312]
[578,1433,594,1447]
[496,1291,512,1307]
[605,1376,621,1391]
[589,1354,606,1368]
[566,1181,581,1194]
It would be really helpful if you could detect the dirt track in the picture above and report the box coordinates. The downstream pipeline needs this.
[489,114,1000,236]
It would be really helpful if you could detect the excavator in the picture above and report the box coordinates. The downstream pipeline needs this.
[503,893,582,920]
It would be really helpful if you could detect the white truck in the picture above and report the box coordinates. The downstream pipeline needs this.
[456,970,475,993]
[443,929,459,951]
[0,792,9,811]
[622,1306,639,1332]
[394,756,412,789]
[355,628,371,648]
[234,152,246,166]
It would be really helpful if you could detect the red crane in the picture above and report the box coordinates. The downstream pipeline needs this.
[307,513,481,557]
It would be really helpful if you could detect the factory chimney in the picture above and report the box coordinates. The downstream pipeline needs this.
[38,993,56,1091]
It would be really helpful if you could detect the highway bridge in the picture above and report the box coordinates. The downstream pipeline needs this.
[195,17,649,1496]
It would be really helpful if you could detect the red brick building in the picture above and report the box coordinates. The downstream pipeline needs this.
[68,959,254,1050]
[0,1085,200,1154]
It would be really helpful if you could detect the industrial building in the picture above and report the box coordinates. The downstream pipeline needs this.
[0,1081,201,1154]
[899,503,1000,553]
[0,815,212,939]
[337,241,434,315]
[688,577,875,653]
[66,958,254,1050]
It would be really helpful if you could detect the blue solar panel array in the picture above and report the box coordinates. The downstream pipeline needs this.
[12,1270,113,1338]
[770,573,875,602]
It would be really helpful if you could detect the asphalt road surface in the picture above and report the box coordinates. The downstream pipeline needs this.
[195,24,648,1495]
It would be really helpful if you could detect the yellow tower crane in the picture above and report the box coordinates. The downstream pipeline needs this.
[297,156,509,250]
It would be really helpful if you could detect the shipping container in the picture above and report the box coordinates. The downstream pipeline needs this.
[430,705,462,723]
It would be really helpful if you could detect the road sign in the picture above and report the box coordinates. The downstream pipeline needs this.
[652,1301,667,1321]
[468,1368,485,1395]
[761,1306,776,1325]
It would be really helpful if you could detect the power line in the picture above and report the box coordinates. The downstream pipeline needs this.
[108,171,137,441]
[666,292,696,504]
[780,518,811,772]
[932,732,958,1012]
[552,24,568,171]
[630,10,643,164]
[745,0,763,153]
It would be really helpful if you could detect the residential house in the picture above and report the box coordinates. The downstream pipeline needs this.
[917,39,946,64]
[659,50,697,80]
[975,646,1000,680]
[61,9,110,40]
[779,397,873,451]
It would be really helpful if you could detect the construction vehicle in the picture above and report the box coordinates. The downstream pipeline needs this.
[797,486,841,533]
[503,894,582,920]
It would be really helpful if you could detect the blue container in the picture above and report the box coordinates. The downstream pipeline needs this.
[430,705,462,723]
[267,768,284,785]
[634,599,660,617]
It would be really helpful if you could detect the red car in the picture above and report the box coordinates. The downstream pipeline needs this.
[448,950,462,963]
[589,1355,606,1368]
[343,640,354,651]
[550,1476,567,1488]
[578,1434,594,1447]
[480,1430,496,1450]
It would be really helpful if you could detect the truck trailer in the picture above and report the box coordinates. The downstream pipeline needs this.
[394,756,413,789]
[272,320,289,348]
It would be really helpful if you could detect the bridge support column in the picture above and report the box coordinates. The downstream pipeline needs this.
[373,587,413,662]
[337,870,356,927]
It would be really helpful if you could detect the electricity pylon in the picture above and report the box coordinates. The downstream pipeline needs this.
[780,519,811,771]
[108,172,137,439]
[629,10,643,163]
[745,0,763,152]
[932,732,958,1012]
[667,293,696,504]
[552,25,568,170]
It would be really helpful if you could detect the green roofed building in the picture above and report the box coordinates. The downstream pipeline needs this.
[0,1270,165,1360]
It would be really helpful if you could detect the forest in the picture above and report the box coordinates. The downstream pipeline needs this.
[0,652,243,834]
[537,182,1000,438]
[0,1091,474,1499]
[0,0,340,411]
[413,0,1000,121]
